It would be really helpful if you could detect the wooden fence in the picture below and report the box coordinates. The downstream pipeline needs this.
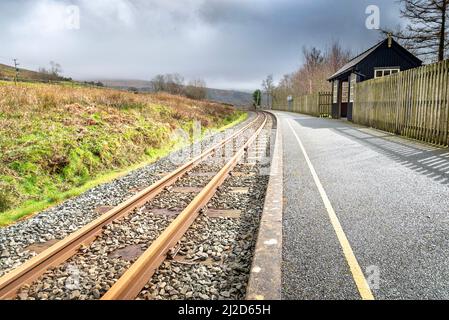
[318,92,332,117]
[272,92,332,117]
[353,59,449,146]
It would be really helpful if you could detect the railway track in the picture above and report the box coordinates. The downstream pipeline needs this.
[0,112,270,300]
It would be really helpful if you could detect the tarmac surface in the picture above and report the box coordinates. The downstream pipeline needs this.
[275,111,449,300]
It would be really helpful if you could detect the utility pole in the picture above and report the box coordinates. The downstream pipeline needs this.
[13,59,19,84]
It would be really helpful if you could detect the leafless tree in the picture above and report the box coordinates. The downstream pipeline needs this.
[151,73,185,95]
[49,61,62,76]
[273,40,351,101]
[262,74,275,108]
[383,0,448,62]
[38,61,63,80]
[327,42,352,73]
[272,74,293,105]
[151,74,166,92]
[303,47,324,74]
[164,73,185,95]
[185,78,207,100]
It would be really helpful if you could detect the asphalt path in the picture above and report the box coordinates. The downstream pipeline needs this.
[276,111,449,300]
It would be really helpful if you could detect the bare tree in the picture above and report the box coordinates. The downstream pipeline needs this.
[326,42,352,73]
[151,73,185,95]
[49,61,62,77]
[185,78,207,100]
[151,74,166,92]
[273,40,351,101]
[302,47,326,94]
[38,61,63,80]
[303,47,325,74]
[272,74,293,106]
[383,0,448,62]
[262,74,275,108]
[164,73,185,95]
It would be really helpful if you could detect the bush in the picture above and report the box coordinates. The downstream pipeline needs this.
[0,182,17,212]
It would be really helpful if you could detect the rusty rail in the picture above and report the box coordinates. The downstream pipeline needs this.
[102,113,268,300]
[0,113,263,300]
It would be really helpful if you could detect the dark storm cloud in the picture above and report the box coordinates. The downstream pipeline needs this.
[0,0,402,90]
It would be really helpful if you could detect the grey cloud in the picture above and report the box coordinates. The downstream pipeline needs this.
[0,0,401,91]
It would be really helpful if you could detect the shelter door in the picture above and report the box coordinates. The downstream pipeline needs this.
[341,103,348,118]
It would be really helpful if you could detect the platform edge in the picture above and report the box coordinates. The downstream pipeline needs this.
[246,111,283,300]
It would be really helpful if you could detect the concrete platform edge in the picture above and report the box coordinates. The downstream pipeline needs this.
[246,111,283,300]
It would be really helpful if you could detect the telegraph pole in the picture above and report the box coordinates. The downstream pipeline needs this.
[13,59,19,84]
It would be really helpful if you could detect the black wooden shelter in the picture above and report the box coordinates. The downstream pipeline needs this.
[328,36,422,120]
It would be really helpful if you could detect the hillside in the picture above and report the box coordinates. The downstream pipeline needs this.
[0,82,245,225]
[98,79,253,106]
[206,87,253,106]
[98,79,154,90]
[0,63,46,80]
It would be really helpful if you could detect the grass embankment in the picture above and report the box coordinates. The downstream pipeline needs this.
[0,82,246,226]
[0,63,44,80]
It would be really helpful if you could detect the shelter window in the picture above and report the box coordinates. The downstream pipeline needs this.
[333,80,338,103]
[375,68,400,78]
[342,82,349,103]
[349,73,357,103]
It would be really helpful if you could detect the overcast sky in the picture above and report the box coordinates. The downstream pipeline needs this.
[0,0,403,91]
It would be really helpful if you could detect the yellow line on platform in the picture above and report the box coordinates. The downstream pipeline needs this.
[287,119,374,300]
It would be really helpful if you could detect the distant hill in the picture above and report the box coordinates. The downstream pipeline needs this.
[0,64,253,106]
[97,79,253,106]
[206,88,252,106]
[98,79,153,90]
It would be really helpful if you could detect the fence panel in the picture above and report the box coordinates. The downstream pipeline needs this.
[272,92,331,118]
[353,59,449,146]
[318,92,332,117]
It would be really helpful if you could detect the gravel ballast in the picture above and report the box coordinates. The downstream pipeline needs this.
[8,112,274,300]
[136,116,274,300]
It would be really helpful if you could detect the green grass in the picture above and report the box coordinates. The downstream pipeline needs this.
[215,112,248,132]
[0,83,246,227]
[0,145,172,226]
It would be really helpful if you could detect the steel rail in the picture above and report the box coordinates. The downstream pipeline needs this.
[0,113,263,300]
[101,112,268,300]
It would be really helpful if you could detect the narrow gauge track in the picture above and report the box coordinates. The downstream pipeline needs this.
[0,112,268,300]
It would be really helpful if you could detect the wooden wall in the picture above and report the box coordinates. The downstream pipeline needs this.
[353,59,449,146]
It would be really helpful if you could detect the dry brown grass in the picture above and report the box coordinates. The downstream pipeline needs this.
[0,82,244,224]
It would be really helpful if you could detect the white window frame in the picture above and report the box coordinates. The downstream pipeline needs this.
[332,80,339,103]
[349,73,357,103]
[374,67,400,79]
[341,81,349,103]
